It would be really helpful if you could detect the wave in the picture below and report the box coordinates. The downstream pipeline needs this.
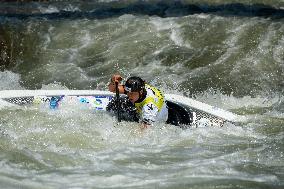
[0,1,284,20]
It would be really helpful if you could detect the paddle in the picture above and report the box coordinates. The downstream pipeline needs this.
[115,81,121,122]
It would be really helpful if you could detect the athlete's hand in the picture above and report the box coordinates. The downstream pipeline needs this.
[109,74,124,93]
[111,74,122,83]
[140,123,150,130]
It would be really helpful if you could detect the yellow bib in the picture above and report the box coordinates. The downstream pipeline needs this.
[134,84,165,113]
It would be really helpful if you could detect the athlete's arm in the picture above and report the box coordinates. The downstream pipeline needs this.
[140,102,159,129]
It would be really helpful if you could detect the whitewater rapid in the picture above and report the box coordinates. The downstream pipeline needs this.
[0,1,283,188]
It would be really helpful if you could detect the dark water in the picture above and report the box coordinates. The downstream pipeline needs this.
[0,1,283,188]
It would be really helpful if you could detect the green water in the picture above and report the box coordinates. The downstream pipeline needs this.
[0,1,283,188]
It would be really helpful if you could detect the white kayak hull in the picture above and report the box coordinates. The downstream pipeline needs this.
[0,90,247,125]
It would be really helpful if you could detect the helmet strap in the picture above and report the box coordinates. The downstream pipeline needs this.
[138,88,147,102]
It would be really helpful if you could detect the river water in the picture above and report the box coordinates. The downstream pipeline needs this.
[0,1,283,188]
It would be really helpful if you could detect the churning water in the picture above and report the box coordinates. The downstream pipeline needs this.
[0,1,283,188]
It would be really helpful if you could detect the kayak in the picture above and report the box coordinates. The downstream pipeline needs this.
[0,90,246,128]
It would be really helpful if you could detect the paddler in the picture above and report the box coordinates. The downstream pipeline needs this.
[108,74,168,129]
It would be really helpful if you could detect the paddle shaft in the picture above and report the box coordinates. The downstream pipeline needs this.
[115,81,121,122]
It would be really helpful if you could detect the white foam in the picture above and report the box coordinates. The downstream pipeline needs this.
[79,30,92,49]
[196,13,210,19]
[150,17,192,48]
[0,71,23,90]
[38,5,59,14]
[170,28,192,48]
[150,17,179,31]
[273,27,284,63]
[63,4,81,12]
[40,82,69,90]
[194,89,280,110]
[212,22,248,66]
[118,14,136,21]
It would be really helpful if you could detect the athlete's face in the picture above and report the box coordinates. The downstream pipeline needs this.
[127,91,140,103]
